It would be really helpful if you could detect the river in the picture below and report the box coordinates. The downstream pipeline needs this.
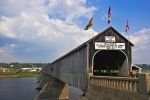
[0,77,37,100]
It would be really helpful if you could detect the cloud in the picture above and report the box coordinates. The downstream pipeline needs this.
[47,0,96,22]
[0,45,19,63]
[1,0,149,64]
[0,0,97,62]
[130,28,150,64]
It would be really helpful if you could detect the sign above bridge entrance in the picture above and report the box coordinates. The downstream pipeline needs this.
[105,36,116,42]
[95,42,125,50]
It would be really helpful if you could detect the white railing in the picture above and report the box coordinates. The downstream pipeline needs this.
[90,76,139,92]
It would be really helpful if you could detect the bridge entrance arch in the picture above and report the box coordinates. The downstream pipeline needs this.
[92,50,128,76]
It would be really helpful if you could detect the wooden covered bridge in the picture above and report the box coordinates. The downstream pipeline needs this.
[35,27,150,100]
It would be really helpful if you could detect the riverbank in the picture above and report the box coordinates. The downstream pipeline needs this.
[0,72,40,78]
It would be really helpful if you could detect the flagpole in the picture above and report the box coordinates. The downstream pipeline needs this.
[84,17,94,74]
[91,28,94,45]
[125,20,130,75]
[127,30,130,76]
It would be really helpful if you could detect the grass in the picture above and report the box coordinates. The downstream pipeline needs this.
[0,72,40,78]
[142,69,150,73]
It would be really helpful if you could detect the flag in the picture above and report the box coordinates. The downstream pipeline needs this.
[84,17,93,30]
[108,6,111,24]
[125,20,129,32]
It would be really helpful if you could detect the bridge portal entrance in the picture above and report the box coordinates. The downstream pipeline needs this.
[92,50,128,76]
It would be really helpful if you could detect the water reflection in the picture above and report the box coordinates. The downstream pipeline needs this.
[0,78,37,100]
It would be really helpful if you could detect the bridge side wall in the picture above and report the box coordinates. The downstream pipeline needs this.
[46,46,88,90]
[87,74,150,100]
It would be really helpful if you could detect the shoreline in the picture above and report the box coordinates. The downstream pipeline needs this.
[0,72,39,78]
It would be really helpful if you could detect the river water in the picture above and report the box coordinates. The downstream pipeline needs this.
[0,77,37,100]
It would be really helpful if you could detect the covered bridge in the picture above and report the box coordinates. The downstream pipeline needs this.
[43,26,134,91]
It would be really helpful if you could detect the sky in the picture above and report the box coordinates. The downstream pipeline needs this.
[0,0,150,64]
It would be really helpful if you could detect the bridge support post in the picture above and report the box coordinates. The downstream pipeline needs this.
[35,74,69,100]
[138,73,150,95]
